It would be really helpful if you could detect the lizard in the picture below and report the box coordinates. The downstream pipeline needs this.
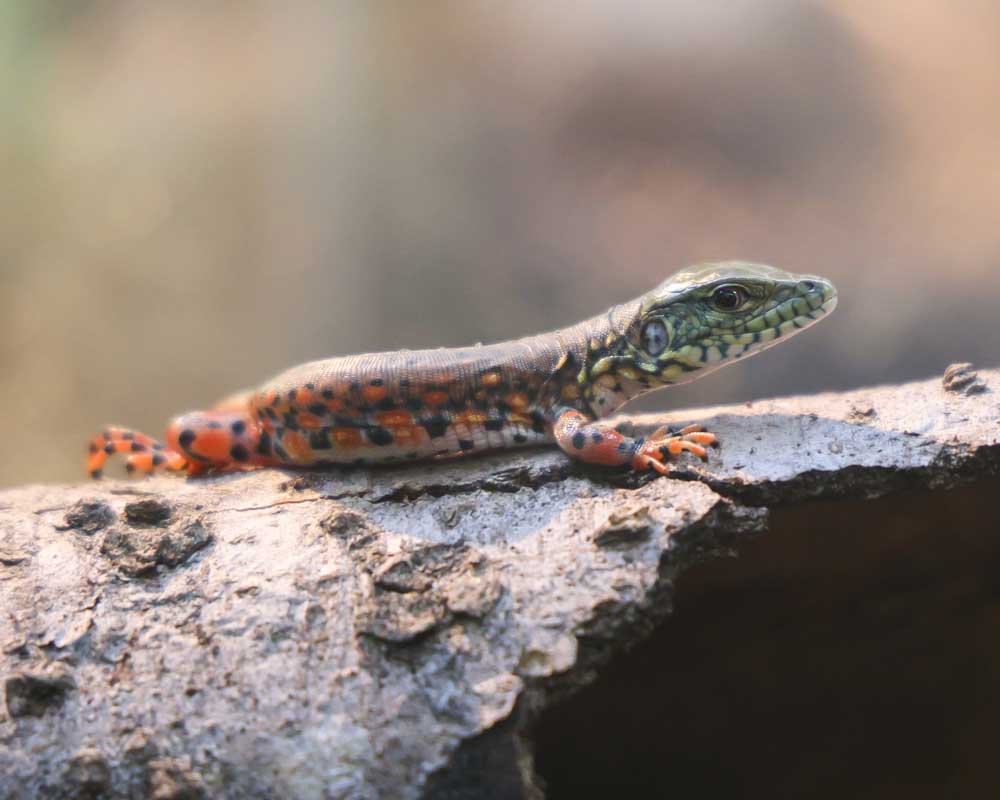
[87,262,837,479]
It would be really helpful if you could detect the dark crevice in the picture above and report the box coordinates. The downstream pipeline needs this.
[531,477,1000,799]
[663,441,1000,507]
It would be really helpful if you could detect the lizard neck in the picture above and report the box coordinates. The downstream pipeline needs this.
[534,297,655,419]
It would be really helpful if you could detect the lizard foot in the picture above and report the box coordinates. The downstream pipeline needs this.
[87,427,188,479]
[630,424,718,475]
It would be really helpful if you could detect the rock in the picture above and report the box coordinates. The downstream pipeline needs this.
[0,369,997,798]
[57,499,116,534]
[4,661,76,718]
[942,362,988,395]
[64,748,112,799]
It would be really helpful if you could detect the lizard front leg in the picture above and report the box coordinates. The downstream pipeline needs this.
[552,408,716,475]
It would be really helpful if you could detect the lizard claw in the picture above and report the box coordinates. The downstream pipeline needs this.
[630,424,718,474]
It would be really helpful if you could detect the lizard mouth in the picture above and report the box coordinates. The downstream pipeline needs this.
[733,279,838,355]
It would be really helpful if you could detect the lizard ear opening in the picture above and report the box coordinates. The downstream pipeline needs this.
[640,319,670,357]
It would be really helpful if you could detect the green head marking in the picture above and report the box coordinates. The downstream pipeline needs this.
[590,262,837,398]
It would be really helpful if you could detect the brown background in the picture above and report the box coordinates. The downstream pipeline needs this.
[3,1,999,487]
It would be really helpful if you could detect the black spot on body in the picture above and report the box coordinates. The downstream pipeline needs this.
[231,420,246,435]
[367,426,394,446]
[591,431,603,443]
[230,444,250,462]
[305,383,315,391]
[376,397,398,411]
[207,421,223,429]
[273,443,290,461]
[287,389,298,402]
[257,430,273,456]
[121,432,135,441]
[459,439,475,451]
[130,441,145,453]
[322,389,335,400]
[423,415,449,439]
[485,418,504,432]
[264,407,279,421]
[103,443,116,455]
[307,403,327,417]
[309,429,333,450]
[405,397,425,412]
[152,452,166,467]
[283,413,300,431]
[530,411,549,434]
[369,378,384,387]
[571,432,586,450]
[513,433,527,444]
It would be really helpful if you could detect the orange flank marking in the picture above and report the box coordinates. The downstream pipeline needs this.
[282,430,313,461]
[391,424,425,446]
[295,388,316,407]
[377,410,414,427]
[325,397,345,413]
[333,428,364,448]
[260,416,276,435]
[423,391,449,406]
[297,412,323,430]
[508,412,532,427]
[455,411,488,426]
[362,384,388,404]
[505,392,529,411]
[482,372,501,387]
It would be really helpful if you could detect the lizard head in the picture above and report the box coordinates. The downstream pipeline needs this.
[618,261,838,387]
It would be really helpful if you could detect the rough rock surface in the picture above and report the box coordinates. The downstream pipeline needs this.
[1,367,997,799]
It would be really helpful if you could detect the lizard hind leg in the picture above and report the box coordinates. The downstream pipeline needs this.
[165,408,270,475]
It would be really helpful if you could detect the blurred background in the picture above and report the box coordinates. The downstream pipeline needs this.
[2,0,999,487]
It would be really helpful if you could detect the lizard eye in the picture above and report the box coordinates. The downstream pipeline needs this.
[641,319,669,356]
[711,284,749,311]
